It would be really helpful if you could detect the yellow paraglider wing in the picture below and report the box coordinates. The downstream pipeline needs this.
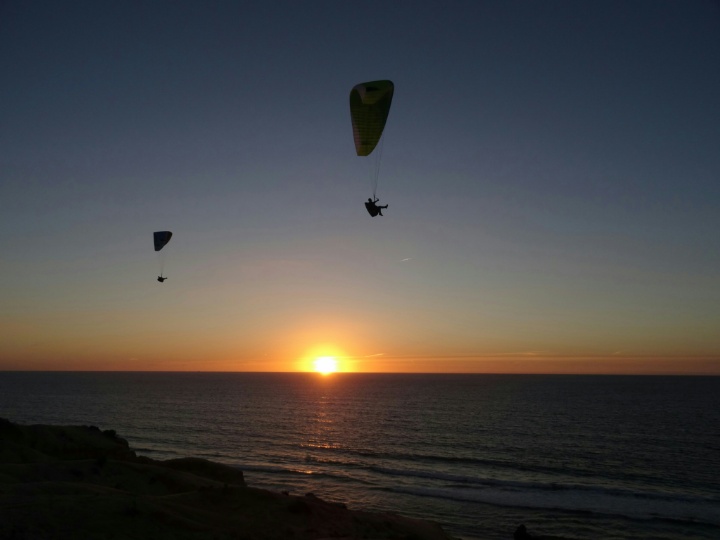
[350,80,394,157]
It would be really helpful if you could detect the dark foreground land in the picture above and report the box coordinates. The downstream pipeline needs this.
[0,418,456,540]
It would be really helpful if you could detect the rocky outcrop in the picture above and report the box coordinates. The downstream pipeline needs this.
[0,418,136,463]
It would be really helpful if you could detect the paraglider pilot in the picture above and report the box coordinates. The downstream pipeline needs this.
[157,276,167,283]
[365,197,388,217]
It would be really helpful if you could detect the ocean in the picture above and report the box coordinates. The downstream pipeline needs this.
[0,372,718,540]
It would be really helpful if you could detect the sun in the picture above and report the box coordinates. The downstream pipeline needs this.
[313,356,338,375]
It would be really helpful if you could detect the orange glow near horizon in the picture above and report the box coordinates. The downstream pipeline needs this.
[2,346,719,375]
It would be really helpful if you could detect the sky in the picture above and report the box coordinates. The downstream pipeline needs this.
[1,0,719,374]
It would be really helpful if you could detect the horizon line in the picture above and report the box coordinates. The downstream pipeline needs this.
[1,370,718,377]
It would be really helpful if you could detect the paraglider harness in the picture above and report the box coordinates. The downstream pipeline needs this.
[365,197,387,217]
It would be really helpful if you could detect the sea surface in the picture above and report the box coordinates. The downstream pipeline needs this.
[1,372,718,540]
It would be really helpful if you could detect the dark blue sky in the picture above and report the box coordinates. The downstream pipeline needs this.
[1,1,719,373]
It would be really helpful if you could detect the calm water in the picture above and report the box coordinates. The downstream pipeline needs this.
[1,372,718,540]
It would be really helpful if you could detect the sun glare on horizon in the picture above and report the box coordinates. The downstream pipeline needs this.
[313,356,338,375]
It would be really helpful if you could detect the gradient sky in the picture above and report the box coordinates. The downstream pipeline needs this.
[2,1,719,374]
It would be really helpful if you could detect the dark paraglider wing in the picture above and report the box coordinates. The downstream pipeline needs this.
[350,80,394,157]
[153,231,173,252]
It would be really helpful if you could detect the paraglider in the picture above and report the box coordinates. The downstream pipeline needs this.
[153,231,172,283]
[364,197,388,217]
[350,80,394,216]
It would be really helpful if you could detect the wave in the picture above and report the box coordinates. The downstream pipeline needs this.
[230,462,373,485]
[301,443,628,481]
[385,484,720,526]
[132,447,180,457]
[368,465,718,504]
[300,444,717,495]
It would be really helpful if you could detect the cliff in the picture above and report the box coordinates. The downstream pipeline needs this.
[0,418,455,540]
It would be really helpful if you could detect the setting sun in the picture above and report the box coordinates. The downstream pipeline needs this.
[313,356,338,375]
